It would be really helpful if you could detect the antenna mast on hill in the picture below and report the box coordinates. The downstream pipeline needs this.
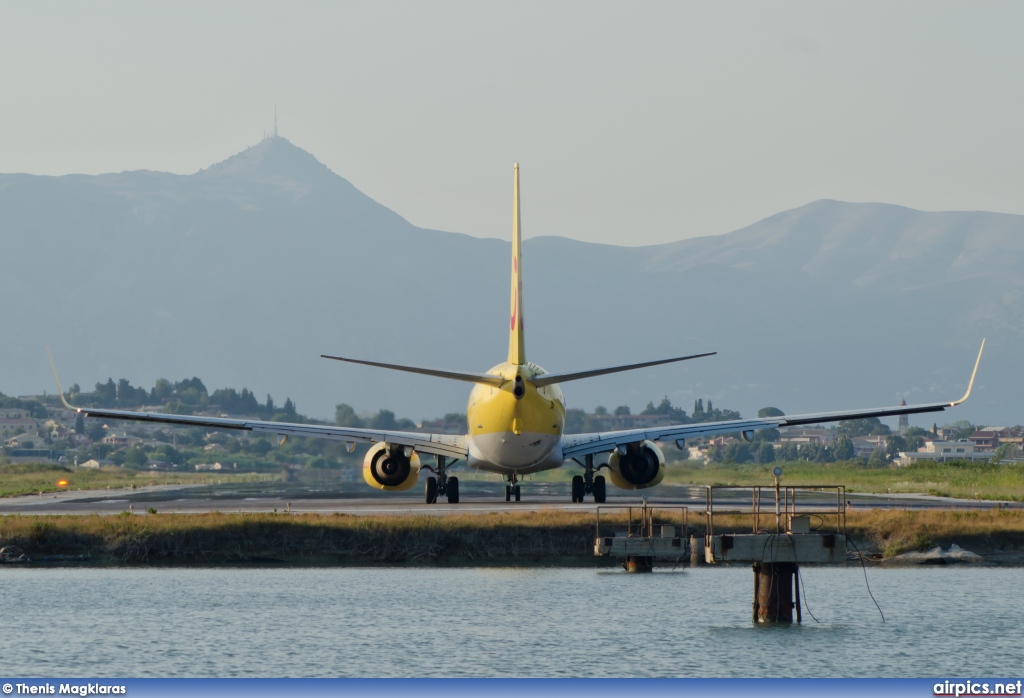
[274,105,278,138]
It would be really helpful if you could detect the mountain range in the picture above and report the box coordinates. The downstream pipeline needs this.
[1,136,1017,425]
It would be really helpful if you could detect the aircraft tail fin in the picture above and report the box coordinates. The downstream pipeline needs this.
[508,163,526,366]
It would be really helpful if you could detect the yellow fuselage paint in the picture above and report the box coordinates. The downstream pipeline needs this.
[466,362,565,472]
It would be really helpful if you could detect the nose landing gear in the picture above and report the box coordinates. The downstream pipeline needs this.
[505,473,521,502]
[425,456,460,504]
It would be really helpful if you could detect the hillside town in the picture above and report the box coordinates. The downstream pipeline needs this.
[1,386,1019,473]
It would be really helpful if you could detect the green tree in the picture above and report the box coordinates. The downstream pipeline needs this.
[124,448,148,468]
[593,405,608,416]
[885,435,907,460]
[613,405,631,416]
[904,434,925,452]
[335,403,363,428]
[838,417,890,437]
[152,378,172,400]
[776,443,799,461]
[755,442,776,464]
[564,409,585,434]
[369,409,398,430]
[88,443,112,460]
[693,399,705,421]
[446,412,467,427]
[164,400,193,415]
[758,407,785,418]
[86,423,107,442]
[96,378,117,406]
[153,445,180,463]
[947,420,977,440]
[723,442,753,464]
[799,442,834,463]
[867,447,889,467]
[833,436,856,461]
[991,443,1018,463]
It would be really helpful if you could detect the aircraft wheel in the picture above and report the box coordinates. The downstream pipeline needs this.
[593,475,606,503]
[514,485,521,502]
[505,485,511,502]
[571,475,584,503]
[425,476,438,504]
[447,477,460,504]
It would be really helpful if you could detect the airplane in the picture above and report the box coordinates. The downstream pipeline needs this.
[48,163,986,505]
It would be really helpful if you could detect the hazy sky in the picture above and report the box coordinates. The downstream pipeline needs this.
[2,2,1022,245]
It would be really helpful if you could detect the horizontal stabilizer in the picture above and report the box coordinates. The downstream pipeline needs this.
[321,354,505,386]
[531,351,716,387]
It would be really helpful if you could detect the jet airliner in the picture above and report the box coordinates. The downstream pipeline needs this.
[49,164,985,504]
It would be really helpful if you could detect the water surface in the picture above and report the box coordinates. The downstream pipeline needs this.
[1,566,1017,677]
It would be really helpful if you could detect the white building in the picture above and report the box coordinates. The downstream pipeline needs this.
[898,439,987,465]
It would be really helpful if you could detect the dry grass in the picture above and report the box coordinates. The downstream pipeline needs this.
[2,507,1023,564]
[0,509,613,565]
[845,508,1024,558]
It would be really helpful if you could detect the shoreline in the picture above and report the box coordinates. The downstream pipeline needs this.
[1,509,1022,567]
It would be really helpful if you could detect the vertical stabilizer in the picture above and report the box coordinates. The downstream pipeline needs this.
[508,163,526,365]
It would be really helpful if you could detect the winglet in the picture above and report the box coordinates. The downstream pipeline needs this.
[46,347,79,412]
[951,339,985,406]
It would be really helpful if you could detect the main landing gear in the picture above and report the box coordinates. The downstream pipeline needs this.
[571,454,607,503]
[425,455,460,504]
[505,473,521,502]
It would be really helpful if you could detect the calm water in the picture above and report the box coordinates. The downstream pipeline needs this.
[0,566,1019,677]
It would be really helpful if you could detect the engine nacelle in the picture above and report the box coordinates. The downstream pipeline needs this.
[362,442,421,491]
[607,440,665,490]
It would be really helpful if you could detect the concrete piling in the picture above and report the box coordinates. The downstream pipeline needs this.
[689,536,704,566]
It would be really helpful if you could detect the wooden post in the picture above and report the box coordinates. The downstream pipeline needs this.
[755,562,796,623]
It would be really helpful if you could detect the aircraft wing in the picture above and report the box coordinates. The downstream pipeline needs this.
[562,340,985,461]
[46,354,467,460]
[56,402,468,460]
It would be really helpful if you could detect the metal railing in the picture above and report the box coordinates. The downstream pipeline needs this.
[705,485,846,541]
[595,500,688,540]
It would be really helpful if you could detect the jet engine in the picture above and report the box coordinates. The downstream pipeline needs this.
[362,442,421,491]
[607,440,665,490]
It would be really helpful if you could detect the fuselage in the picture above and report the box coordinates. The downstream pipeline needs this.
[465,361,566,474]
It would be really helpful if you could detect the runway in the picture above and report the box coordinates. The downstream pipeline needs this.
[0,479,1017,516]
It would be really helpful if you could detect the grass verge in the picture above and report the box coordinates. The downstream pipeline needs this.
[0,462,273,498]
[662,460,1024,501]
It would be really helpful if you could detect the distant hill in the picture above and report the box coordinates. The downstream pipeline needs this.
[0,137,1015,424]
